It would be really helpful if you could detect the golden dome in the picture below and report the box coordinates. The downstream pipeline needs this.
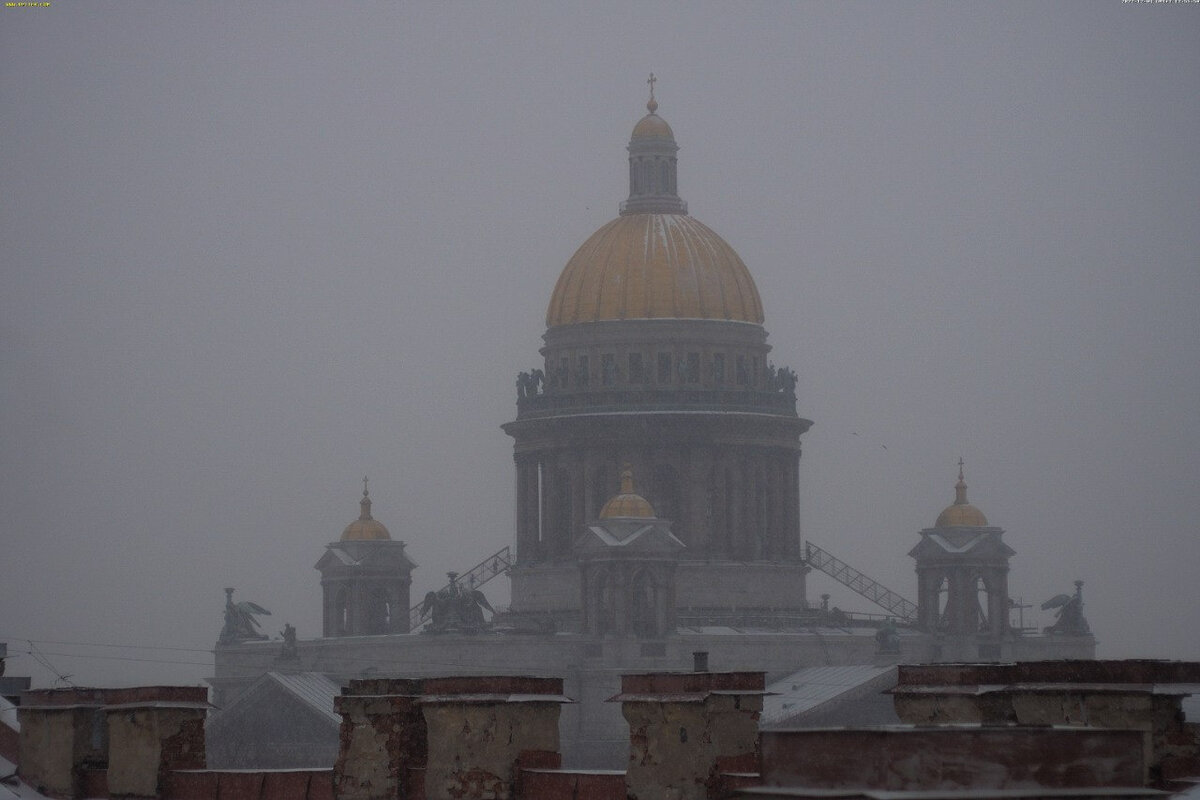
[934,459,989,528]
[632,112,674,140]
[935,503,988,528]
[341,481,391,541]
[599,466,656,519]
[546,213,764,327]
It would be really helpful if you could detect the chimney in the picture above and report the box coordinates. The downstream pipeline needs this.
[419,676,570,800]
[333,678,426,800]
[612,670,765,800]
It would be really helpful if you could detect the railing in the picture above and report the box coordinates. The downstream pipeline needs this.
[408,546,513,631]
[804,541,918,622]
[516,386,797,419]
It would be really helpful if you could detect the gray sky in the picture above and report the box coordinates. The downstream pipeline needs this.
[2,1,1197,688]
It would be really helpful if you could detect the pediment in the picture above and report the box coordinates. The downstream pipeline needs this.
[576,519,685,555]
[908,527,1015,560]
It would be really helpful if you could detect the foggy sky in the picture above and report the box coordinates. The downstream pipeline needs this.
[2,1,1198,688]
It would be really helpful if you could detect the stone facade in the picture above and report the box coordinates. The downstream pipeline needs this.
[506,317,811,627]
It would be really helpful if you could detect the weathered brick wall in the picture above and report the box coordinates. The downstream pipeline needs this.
[332,678,425,800]
[618,671,764,800]
[17,689,108,799]
[167,768,334,799]
[517,768,625,799]
[106,704,206,799]
[17,686,206,800]
[420,676,565,800]
[758,727,1147,791]
[891,660,1200,786]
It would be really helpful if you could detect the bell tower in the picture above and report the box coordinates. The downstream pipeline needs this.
[315,479,417,637]
[909,460,1014,661]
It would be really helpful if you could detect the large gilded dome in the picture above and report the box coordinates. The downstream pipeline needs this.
[546,91,763,329]
[546,213,764,327]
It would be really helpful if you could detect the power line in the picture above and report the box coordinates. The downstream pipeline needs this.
[24,641,74,687]
[0,635,214,654]
[18,649,212,668]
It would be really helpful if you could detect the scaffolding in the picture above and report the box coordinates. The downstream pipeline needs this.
[804,541,918,622]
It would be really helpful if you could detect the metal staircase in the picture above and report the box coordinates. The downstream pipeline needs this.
[408,546,513,631]
[804,541,918,622]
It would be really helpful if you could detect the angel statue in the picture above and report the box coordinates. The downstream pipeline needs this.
[419,572,495,633]
[218,587,271,644]
[1041,580,1091,636]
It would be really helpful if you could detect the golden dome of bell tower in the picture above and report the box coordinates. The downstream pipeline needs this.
[934,458,989,528]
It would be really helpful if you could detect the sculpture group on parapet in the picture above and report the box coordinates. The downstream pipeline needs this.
[419,572,495,633]
[874,619,901,654]
[766,362,798,395]
[218,587,271,645]
[516,368,545,399]
[1042,580,1092,636]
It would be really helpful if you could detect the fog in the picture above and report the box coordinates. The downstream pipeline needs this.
[2,1,1197,688]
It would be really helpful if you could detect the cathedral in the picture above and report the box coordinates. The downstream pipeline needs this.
[210,85,1095,768]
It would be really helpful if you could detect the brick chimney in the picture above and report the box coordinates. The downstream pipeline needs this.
[612,670,765,800]
[333,678,426,800]
[418,676,569,800]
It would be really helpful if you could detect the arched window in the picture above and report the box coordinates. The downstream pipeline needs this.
[366,587,391,635]
[935,576,950,631]
[335,587,350,636]
[975,575,991,632]
[631,570,658,639]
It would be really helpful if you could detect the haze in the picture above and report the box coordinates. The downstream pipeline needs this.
[2,1,1197,688]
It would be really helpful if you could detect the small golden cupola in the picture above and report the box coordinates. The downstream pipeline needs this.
[340,477,392,541]
[599,466,657,520]
[622,72,686,215]
[934,458,989,528]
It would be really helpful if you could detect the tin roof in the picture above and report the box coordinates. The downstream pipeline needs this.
[265,671,341,725]
[761,664,898,728]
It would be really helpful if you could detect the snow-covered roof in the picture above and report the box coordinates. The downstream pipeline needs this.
[761,664,897,727]
[263,672,341,726]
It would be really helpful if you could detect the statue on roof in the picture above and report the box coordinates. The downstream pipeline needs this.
[1041,580,1091,636]
[218,587,271,645]
[419,572,495,634]
[875,619,901,654]
[276,623,299,662]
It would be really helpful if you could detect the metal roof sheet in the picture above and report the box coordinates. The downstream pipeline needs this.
[761,664,897,727]
[266,671,341,725]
